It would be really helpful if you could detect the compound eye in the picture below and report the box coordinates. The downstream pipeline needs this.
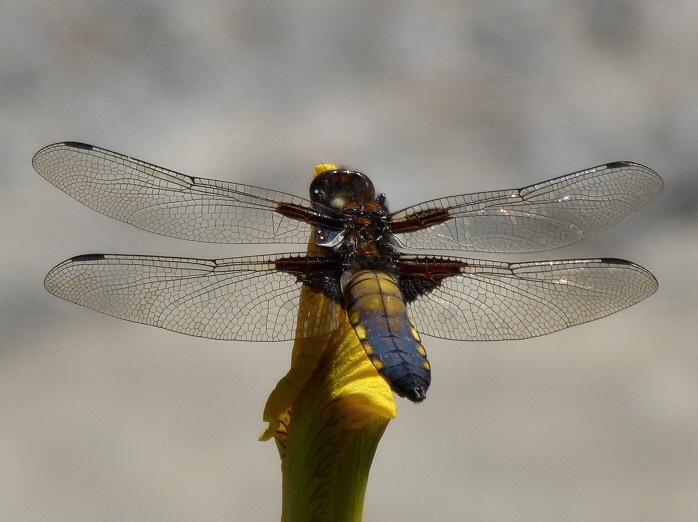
[310,175,334,206]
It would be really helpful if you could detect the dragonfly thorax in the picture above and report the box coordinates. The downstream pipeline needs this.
[311,168,394,261]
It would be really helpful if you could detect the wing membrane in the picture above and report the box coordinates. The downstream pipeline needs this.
[44,253,342,341]
[32,142,315,244]
[403,256,658,340]
[391,162,663,252]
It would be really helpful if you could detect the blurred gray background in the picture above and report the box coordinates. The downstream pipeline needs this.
[2,1,697,521]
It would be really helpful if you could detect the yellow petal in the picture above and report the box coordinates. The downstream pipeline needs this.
[278,319,395,521]
[260,192,397,520]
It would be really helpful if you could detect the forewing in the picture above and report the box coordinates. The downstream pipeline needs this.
[391,162,663,252]
[44,253,343,341]
[32,142,315,244]
[402,256,658,340]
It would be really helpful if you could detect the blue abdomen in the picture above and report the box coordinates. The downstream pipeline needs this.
[343,269,431,402]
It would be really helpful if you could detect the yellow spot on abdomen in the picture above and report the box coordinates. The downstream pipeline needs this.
[348,308,361,326]
[370,356,385,370]
[354,324,368,340]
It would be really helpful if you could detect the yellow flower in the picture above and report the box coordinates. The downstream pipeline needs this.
[260,164,397,521]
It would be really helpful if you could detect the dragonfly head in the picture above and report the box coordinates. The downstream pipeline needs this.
[310,167,381,212]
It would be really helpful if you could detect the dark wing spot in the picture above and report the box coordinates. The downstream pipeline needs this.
[603,161,634,169]
[70,253,107,262]
[63,142,94,151]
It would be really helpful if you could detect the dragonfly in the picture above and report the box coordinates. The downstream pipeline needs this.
[33,142,663,402]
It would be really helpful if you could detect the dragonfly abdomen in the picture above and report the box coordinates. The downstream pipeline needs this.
[343,269,431,402]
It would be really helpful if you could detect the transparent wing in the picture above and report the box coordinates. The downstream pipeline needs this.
[391,162,663,252]
[44,253,343,341]
[33,142,315,244]
[403,256,657,340]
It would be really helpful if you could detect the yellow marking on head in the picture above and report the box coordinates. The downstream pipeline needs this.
[362,342,375,356]
[354,324,368,340]
[315,163,339,177]
[411,327,422,343]
[423,360,431,371]
[417,344,427,357]
[330,196,346,209]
